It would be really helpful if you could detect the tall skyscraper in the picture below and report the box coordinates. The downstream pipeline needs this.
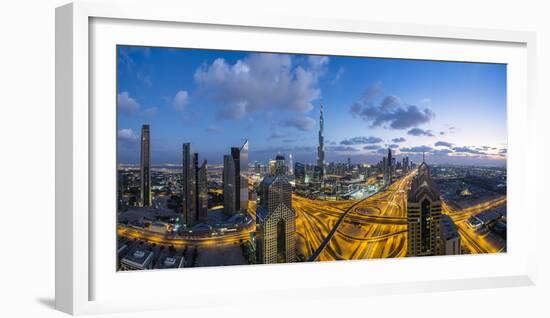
[239,140,249,213]
[275,154,286,176]
[407,158,442,257]
[294,162,306,184]
[139,124,151,207]
[387,148,393,183]
[182,143,196,226]
[196,158,208,223]
[288,154,293,175]
[268,160,276,176]
[255,175,296,264]
[230,146,241,213]
[223,154,236,216]
[317,102,326,184]
[383,148,393,185]
[225,140,249,215]
[313,165,324,184]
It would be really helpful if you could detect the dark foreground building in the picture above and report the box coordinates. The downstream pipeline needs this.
[256,175,296,264]
[407,160,442,257]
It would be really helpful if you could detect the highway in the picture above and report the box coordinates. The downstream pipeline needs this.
[295,172,414,261]
[443,196,506,254]
[324,172,413,260]
[295,171,506,262]
[117,208,256,249]
[306,194,376,261]
[118,172,507,263]
[118,225,253,247]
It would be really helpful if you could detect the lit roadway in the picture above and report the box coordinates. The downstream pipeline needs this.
[117,225,252,248]
[117,174,506,261]
[117,185,260,249]
[295,172,506,262]
[443,196,506,254]
[117,207,257,249]
[297,172,414,262]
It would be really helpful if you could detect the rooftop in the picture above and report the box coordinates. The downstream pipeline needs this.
[121,247,154,267]
[475,209,504,224]
[155,255,185,269]
[440,214,460,240]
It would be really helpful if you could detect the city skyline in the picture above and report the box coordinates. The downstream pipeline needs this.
[117,46,507,167]
[117,45,507,271]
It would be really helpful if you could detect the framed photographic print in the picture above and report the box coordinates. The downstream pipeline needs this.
[56,1,537,315]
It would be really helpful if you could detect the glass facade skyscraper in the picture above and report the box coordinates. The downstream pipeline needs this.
[182,144,208,226]
[239,140,249,212]
[275,154,286,176]
[223,154,236,216]
[139,124,151,207]
[225,140,249,215]
[182,143,196,226]
[196,158,208,223]
[294,162,306,184]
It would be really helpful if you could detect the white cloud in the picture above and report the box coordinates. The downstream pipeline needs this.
[117,92,140,115]
[307,55,329,73]
[194,53,326,119]
[117,128,138,142]
[172,90,189,111]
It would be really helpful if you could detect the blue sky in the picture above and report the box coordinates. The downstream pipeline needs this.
[117,45,507,167]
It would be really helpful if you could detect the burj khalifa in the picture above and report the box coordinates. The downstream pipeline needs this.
[317,102,326,184]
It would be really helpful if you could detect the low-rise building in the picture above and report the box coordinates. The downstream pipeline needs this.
[440,214,461,255]
[155,255,185,269]
[120,248,154,271]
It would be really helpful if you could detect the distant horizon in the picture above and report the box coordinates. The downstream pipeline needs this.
[117,155,507,168]
[117,46,507,167]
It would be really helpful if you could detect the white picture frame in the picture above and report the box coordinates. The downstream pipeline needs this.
[55,1,537,315]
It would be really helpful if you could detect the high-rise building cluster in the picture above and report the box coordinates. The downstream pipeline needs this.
[377,148,412,186]
[181,143,208,226]
[402,156,410,174]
